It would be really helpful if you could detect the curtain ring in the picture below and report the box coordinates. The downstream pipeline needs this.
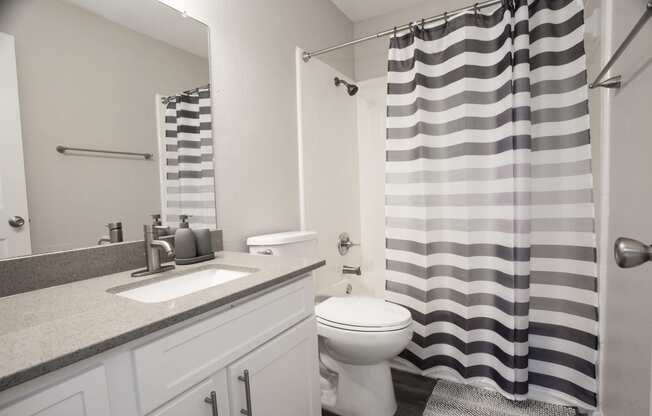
[474,3,480,24]
[443,12,448,29]
[409,22,414,36]
[421,18,425,31]
[393,26,397,38]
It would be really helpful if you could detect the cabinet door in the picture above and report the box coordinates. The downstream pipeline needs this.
[0,367,110,416]
[149,369,229,416]
[227,317,320,416]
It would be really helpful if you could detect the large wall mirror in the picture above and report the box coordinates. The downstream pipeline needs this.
[0,0,215,259]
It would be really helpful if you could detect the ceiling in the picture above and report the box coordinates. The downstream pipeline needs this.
[329,0,431,22]
[64,0,209,58]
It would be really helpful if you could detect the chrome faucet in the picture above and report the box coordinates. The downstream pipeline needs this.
[342,265,362,276]
[132,225,175,277]
[98,222,124,245]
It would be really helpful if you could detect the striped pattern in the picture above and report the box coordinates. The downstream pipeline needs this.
[385,0,597,409]
[164,87,217,228]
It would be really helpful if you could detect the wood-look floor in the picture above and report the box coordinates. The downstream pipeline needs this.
[322,368,436,416]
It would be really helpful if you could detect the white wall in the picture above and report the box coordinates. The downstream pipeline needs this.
[159,0,355,251]
[296,53,363,295]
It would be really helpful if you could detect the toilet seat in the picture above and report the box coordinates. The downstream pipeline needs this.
[316,297,412,332]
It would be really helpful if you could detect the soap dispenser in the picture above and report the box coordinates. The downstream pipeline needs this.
[151,214,170,236]
[174,215,197,263]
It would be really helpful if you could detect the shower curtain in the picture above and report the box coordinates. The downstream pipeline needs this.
[163,86,217,229]
[385,0,598,409]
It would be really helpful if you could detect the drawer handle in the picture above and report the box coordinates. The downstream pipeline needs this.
[204,391,219,416]
[238,369,253,415]
[257,249,273,255]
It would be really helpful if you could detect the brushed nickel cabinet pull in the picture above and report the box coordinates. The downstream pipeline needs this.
[204,391,219,416]
[238,369,253,415]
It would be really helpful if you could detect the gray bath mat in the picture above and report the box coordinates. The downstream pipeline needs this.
[423,380,577,416]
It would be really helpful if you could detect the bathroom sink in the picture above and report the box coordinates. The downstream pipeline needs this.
[113,267,254,303]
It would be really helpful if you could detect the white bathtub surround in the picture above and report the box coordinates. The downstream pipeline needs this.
[296,51,364,295]
[356,76,389,298]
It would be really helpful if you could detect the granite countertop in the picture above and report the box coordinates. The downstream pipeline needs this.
[0,251,325,392]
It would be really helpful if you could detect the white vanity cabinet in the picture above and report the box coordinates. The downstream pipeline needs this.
[0,366,111,416]
[0,275,320,416]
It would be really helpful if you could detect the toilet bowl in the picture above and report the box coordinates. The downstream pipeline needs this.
[316,296,413,416]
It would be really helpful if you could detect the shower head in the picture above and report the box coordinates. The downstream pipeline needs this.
[334,77,359,96]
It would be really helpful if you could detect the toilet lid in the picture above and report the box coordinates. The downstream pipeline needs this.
[316,297,412,331]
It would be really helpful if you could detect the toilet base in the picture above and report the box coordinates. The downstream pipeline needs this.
[321,353,397,416]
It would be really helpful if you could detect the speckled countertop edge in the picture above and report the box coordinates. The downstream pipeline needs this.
[0,251,325,392]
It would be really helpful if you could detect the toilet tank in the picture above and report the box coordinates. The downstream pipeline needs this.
[246,230,318,258]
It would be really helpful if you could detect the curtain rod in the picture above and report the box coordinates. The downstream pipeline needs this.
[302,0,504,62]
[589,1,652,89]
[162,84,211,105]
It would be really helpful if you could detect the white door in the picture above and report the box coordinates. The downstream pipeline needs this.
[227,318,320,416]
[149,369,229,416]
[0,33,31,258]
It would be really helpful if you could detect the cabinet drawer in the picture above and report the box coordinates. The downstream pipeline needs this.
[133,276,313,414]
[0,366,110,416]
[148,369,228,416]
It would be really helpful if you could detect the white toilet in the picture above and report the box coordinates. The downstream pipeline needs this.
[316,297,412,416]
[247,230,413,416]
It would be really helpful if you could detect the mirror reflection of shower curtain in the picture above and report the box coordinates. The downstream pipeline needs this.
[385,0,598,410]
[163,86,217,229]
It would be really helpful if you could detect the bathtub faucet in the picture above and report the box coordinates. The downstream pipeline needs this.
[342,265,361,276]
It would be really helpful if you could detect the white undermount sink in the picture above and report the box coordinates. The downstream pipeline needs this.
[114,267,253,303]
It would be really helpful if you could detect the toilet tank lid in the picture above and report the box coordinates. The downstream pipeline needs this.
[246,230,317,246]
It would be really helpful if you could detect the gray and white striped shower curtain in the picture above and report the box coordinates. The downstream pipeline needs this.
[385,0,598,409]
[164,86,217,229]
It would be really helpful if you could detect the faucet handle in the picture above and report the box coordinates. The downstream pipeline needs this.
[338,233,359,255]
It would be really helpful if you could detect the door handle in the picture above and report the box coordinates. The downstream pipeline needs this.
[204,391,219,416]
[8,216,25,229]
[238,369,253,415]
[614,237,652,268]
